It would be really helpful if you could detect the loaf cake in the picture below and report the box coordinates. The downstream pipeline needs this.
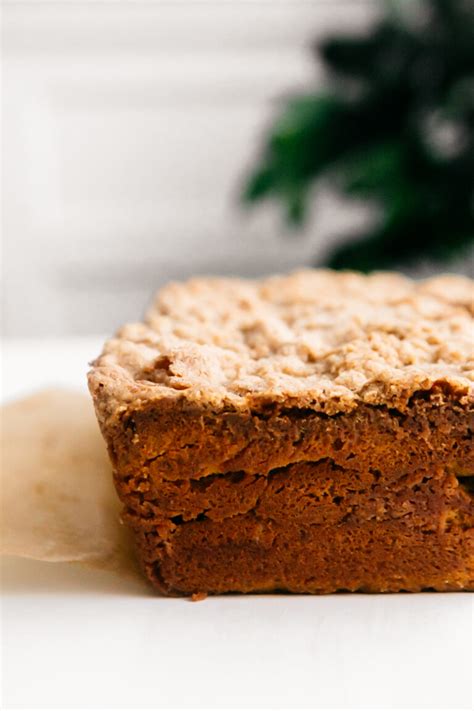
[88,270,474,595]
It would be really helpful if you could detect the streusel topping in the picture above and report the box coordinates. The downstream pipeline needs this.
[89,270,474,420]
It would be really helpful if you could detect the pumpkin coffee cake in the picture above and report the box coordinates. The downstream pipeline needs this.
[89,270,474,595]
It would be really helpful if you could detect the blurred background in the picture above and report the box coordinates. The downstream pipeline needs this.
[3,0,473,338]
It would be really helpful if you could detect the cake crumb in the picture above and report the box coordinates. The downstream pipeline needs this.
[191,591,208,602]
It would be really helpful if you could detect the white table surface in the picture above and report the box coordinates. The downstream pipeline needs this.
[2,338,473,710]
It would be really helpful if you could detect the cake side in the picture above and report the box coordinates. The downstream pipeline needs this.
[99,391,474,595]
[100,387,474,483]
[122,426,474,594]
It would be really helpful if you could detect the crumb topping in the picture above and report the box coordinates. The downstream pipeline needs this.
[89,270,474,420]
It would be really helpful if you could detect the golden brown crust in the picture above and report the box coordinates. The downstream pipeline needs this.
[88,270,474,428]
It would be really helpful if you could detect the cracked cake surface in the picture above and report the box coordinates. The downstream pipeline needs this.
[88,269,474,596]
[90,270,474,424]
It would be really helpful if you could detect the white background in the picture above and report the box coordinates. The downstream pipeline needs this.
[4,0,380,337]
[1,339,473,710]
[3,0,471,338]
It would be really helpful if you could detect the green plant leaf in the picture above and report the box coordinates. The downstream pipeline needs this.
[242,167,276,201]
[242,0,474,270]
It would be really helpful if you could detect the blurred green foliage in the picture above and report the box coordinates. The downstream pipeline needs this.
[243,0,474,271]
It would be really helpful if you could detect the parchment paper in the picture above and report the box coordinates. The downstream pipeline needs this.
[0,389,140,579]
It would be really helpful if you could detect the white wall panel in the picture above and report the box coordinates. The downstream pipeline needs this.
[3,1,376,336]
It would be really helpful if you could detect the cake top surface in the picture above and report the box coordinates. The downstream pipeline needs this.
[89,270,474,421]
